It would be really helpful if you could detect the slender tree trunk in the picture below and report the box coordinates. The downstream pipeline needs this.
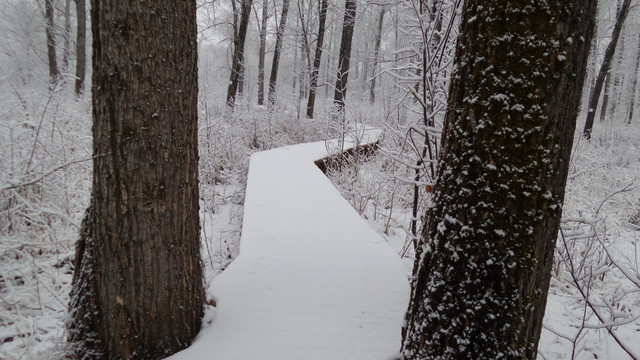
[297,0,312,79]
[45,0,59,86]
[627,35,640,124]
[237,0,245,100]
[609,34,626,120]
[306,0,327,119]
[587,22,599,94]
[293,32,298,90]
[361,43,369,93]
[409,0,443,248]
[324,22,334,100]
[238,61,245,95]
[401,0,596,358]
[67,1,204,358]
[333,0,357,112]
[267,0,290,106]
[582,0,632,139]
[74,0,86,95]
[62,0,72,70]
[226,0,253,109]
[599,72,612,123]
[394,4,399,70]
[257,0,268,105]
[370,8,385,104]
[300,40,308,97]
[353,49,359,85]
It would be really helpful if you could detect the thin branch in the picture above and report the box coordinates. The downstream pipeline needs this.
[1,156,97,193]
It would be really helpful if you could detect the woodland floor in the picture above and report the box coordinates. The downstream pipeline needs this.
[1,95,639,359]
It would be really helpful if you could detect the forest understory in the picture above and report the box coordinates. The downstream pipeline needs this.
[1,81,639,359]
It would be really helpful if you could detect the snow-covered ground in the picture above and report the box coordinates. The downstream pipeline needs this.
[537,131,640,360]
[1,89,638,360]
[169,128,410,360]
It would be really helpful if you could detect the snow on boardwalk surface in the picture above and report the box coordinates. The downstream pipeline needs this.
[170,128,410,360]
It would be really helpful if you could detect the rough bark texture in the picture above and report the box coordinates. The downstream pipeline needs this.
[257,0,268,105]
[74,0,86,95]
[226,0,252,109]
[333,0,357,112]
[305,0,327,119]
[45,0,58,85]
[67,1,204,359]
[582,0,631,139]
[267,0,291,106]
[401,1,596,359]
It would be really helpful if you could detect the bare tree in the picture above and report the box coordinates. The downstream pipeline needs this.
[45,0,58,86]
[296,0,313,93]
[305,0,327,119]
[267,0,291,106]
[401,0,596,358]
[74,0,86,95]
[599,72,612,123]
[226,0,253,109]
[67,0,204,358]
[582,0,632,139]
[62,0,72,70]
[333,0,357,112]
[369,7,386,104]
[389,0,457,253]
[257,0,269,105]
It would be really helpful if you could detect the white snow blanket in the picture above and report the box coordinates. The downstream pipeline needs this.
[169,128,410,360]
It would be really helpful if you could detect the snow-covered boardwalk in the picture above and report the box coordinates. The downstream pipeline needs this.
[170,129,410,360]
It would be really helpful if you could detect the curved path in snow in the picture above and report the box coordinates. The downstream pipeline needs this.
[169,128,410,360]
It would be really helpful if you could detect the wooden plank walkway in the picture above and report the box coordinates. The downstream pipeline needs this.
[170,129,410,359]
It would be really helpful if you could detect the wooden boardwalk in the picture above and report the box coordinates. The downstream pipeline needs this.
[170,129,410,360]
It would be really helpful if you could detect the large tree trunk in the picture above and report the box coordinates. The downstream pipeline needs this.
[582,0,632,139]
[257,0,268,105]
[67,1,204,358]
[226,0,253,109]
[369,7,385,104]
[74,0,86,95]
[45,0,58,86]
[305,0,327,119]
[333,0,357,112]
[401,0,596,358]
[267,0,291,106]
